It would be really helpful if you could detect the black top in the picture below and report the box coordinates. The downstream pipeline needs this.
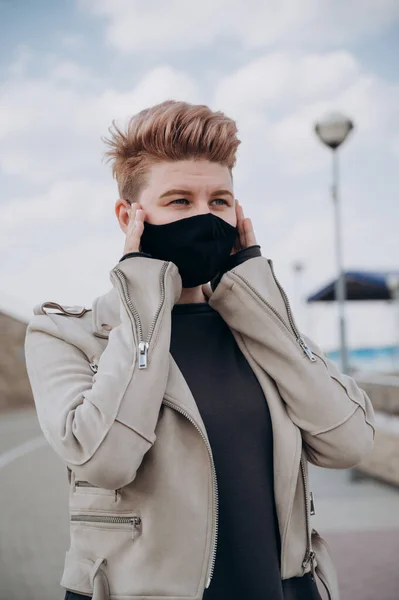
[170,302,321,600]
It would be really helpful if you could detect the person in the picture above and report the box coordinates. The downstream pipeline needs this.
[25,100,375,600]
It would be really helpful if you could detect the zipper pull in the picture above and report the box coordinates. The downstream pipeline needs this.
[130,517,142,540]
[89,361,98,374]
[298,338,316,362]
[302,549,316,569]
[303,550,317,579]
[138,342,149,369]
[310,492,315,516]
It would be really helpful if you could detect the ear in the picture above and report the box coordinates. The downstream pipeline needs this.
[115,198,132,231]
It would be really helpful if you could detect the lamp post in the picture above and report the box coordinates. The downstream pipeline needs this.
[314,113,354,374]
[387,275,399,371]
[292,261,305,329]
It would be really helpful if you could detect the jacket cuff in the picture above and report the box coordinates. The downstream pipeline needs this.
[119,251,152,263]
[211,245,262,291]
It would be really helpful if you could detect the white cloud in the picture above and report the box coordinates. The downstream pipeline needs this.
[0,179,117,262]
[0,62,198,183]
[80,0,399,53]
[214,51,399,177]
[58,33,85,50]
[213,51,359,121]
[50,60,92,83]
[8,44,34,77]
[0,179,123,321]
[2,231,121,321]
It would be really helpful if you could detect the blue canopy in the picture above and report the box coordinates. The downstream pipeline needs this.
[307,270,399,303]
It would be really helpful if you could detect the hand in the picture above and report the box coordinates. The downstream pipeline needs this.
[123,202,145,254]
[231,200,257,254]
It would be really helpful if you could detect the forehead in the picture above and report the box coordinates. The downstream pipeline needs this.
[146,160,233,193]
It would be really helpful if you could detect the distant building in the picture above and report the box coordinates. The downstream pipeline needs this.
[0,310,33,412]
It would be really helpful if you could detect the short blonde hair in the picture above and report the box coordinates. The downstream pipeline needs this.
[103,100,241,201]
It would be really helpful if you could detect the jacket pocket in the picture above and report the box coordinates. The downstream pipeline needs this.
[60,551,109,600]
[71,513,142,540]
[74,481,119,500]
[70,480,120,512]
[311,529,340,600]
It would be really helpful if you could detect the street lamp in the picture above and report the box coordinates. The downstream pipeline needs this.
[314,112,355,374]
[387,275,399,371]
[292,261,305,330]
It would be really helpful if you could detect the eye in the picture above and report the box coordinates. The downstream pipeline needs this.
[211,199,229,206]
[170,198,190,205]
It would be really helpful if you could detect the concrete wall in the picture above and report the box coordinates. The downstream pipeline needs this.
[355,374,399,415]
[354,374,399,486]
[0,311,33,412]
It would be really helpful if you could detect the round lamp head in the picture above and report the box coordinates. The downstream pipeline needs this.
[314,112,354,150]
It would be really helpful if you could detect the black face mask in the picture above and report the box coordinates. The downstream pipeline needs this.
[140,213,237,288]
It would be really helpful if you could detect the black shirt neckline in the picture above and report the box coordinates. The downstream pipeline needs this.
[172,302,215,316]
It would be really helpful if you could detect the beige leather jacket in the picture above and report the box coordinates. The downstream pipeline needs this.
[25,256,375,600]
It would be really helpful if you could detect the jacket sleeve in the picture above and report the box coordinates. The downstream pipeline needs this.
[24,257,181,489]
[209,256,375,469]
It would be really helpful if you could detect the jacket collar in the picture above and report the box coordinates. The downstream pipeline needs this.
[92,283,214,338]
[92,287,120,338]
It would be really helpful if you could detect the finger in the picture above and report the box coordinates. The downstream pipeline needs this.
[235,199,240,221]
[126,204,136,228]
[124,204,145,253]
[126,205,143,233]
[133,219,144,239]
[237,204,246,249]
[243,218,257,247]
[129,202,140,218]
[130,221,144,252]
[135,208,145,224]
[235,201,242,226]
[132,209,145,238]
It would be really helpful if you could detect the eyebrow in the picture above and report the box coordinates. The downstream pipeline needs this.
[159,188,234,199]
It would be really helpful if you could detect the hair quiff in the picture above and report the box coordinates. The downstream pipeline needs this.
[103,100,241,202]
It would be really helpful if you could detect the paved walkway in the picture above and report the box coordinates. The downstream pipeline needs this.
[0,409,398,600]
[308,465,399,600]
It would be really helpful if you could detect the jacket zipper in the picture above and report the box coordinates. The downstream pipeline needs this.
[75,481,119,501]
[300,459,316,574]
[163,398,218,589]
[71,514,142,540]
[231,263,316,362]
[245,260,317,568]
[75,481,98,488]
[111,262,168,369]
[310,492,315,516]
[230,263,316,570]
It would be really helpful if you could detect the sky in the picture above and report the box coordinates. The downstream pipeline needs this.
[0,0,398,354]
